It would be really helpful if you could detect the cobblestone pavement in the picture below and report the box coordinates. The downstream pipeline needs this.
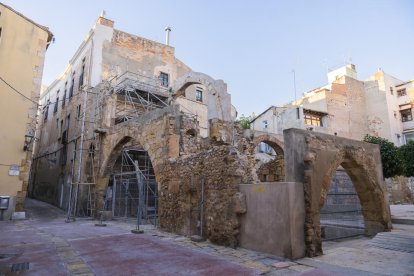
[1,199,414,275]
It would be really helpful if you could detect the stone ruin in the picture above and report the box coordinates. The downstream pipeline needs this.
[93,104,391,258]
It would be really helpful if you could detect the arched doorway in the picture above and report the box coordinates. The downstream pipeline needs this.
[283,128,391,257]
[107,148,157,225]
[320,166,365,242]
[251,134,285,182]
[99,135,159,226]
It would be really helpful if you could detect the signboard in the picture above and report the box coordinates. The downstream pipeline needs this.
[8,165,19,176]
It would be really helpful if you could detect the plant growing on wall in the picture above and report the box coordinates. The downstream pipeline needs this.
[399,140,414,177]
[363,134,404,178]
[237,113,256,129]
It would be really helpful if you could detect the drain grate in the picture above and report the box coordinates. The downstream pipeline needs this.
[11,262,30,272]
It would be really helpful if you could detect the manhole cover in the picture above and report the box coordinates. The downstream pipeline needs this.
[11,262,30,272]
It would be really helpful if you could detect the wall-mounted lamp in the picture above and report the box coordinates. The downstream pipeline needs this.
[23,133,34,151]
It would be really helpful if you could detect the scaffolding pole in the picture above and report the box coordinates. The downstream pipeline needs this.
[66,85,89,222]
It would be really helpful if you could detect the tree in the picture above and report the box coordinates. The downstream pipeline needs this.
[363,134,404,178]
[399,140,414,177]
[237,113,256,130]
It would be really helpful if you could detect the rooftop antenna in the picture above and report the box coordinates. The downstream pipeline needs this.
[165,26,171,46]
[100,10,106,17]
[292,69,297,102]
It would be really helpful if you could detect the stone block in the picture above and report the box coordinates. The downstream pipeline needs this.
[12,212,26,220]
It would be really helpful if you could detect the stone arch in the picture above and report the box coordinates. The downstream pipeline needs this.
[96,134,162,215]
[100,135,160,180]
[172,72,230,121]
[284,128,392,257]
[250,133,285,182]
[328,151,390,232]
[251,134,284,156]
[100,136,133,179]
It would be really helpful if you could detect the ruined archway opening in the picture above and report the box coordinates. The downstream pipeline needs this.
[320,165,365,244]
[105,146,158,225]
[255,141,285,182]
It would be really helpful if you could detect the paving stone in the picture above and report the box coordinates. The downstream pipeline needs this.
[266,268,300,276]
[200,247,217,254]
[272,261,296,268]
[258,257,280,266]
[289,264,315,272]
[242,260,271,273]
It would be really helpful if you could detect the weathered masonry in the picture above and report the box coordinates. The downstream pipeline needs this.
[30,15,236,220]
[93,113,391,258]
[30,15,391,260]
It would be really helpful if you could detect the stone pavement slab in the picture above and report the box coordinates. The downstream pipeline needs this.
[2,199,414,276]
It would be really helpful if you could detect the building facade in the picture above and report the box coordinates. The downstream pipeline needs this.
[252,64,414,146]
[0,3,52,219]
[30,15,235,216]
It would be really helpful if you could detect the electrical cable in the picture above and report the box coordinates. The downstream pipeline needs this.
[0,76,39,105]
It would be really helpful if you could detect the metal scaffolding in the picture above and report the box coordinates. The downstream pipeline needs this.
[113,71,170,124]
[65,71,165,225]
[109,149,158,226]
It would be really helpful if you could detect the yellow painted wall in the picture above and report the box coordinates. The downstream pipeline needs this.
[0,4,50,207]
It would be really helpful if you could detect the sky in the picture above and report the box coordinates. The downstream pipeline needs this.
[3,0,414,117]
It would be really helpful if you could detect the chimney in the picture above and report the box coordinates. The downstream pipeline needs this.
[97,11,114,28]
[165,26,171,46]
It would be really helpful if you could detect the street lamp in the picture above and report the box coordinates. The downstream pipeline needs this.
[23,133,34,151]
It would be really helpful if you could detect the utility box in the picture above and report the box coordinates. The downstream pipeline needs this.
[0,196,10,221]
[0,196,10,210]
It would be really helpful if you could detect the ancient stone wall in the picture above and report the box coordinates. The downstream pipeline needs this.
[257,157,285,182]
[158,144,252,247]
[385,176,413,204]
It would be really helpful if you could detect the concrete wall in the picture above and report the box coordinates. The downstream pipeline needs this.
[239,182,305,259]
[0,3,51,218]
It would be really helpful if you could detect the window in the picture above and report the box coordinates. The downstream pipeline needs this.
[79,64,85,89]
[62,82,67,107]
[56,118,59,129]
[390,87,393,95]
[404,133,414,143]
[54,97,59,113]
[69,78,74,98]
[0,27,2,40]
[400,109,412,122]
[77,104,81,119]
[397,88,407,97]
[44,100,50,121]
[262,120,268,129]
[66,115,71,130]
[159,72,169,87]
[304,112,323,127]
[195,89,203,102]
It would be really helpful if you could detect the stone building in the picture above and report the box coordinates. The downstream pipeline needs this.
[252,64,414,146]
[0,3,53,220]
[30,15,235,218]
